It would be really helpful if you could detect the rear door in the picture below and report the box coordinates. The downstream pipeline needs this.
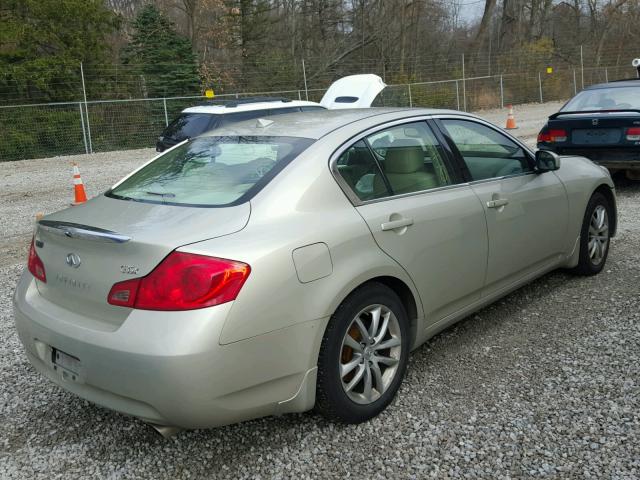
[436,117,569,296]
[333,119,488,324]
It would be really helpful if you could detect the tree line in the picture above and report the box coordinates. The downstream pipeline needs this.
[1,0,638,104]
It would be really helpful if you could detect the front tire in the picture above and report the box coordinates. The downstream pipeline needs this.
[572,191,612,276]
[315,282,410,424]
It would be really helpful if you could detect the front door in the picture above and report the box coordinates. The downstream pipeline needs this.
[437,118,569,295]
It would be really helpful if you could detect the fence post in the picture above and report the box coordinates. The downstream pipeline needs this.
[78,102,89,154]
[163,98,169,126]
[538,71,543,103]
[302,59,309,101]
[573,69,577,95]
[580,45,585,89]
[407,84,413,107]
[298,90,302,101]
[605,67,608,83]
[455,80,460,110]
[461,54,467,111]
[499,75,504,109]
[80,62,93,153]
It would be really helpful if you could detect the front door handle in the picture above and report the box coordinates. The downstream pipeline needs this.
[381,217,414,231]
[487,198,509,209]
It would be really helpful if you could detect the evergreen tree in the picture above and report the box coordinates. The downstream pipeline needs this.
[0,0,120,103]
[123,5,201,98]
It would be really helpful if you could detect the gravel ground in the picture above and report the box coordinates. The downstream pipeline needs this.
[1,102,639,479]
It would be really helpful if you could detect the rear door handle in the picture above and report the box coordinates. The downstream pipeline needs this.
[381,217,414,231]
[487,198,509,209]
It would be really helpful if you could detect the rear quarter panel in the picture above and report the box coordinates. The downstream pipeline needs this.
[179,134,424,348]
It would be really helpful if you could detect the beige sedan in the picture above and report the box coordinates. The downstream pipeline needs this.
[14,108,616,434]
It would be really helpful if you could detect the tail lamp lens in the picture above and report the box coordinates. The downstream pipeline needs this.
[538,129,567,143]
[28,238,46,282]
[626,127,640,141]
[108,252,250,311]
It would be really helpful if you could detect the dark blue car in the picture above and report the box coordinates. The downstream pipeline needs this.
[537,78,640,180]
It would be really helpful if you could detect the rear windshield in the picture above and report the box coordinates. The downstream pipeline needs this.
[163,113,214,140]
[107,136,314,207]
[562,86,640,111]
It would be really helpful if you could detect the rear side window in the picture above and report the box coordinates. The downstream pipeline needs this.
[336,141,387,201]
[163,114,214,140]
[108,136,314,207]
[367,122,453,197]
[335,122,454,201]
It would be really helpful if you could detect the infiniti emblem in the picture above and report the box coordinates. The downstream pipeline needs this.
[65,253,81,268]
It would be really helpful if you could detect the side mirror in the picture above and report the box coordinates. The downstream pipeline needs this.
[535,150,561,172]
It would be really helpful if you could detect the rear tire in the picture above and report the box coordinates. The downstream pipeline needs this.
[315,282,410,424]
[571,192,612,276]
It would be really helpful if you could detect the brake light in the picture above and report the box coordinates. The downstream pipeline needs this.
[626,127,640,141]
[108,252,250,311]
[538,128,567,143]
[27,238,46,282]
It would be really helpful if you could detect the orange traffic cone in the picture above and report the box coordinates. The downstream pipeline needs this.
[71,163,88,206]
[505,104,517,130]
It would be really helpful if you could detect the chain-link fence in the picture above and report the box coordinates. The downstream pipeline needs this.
[1,63,637,161]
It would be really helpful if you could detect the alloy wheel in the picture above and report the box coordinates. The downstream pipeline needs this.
[588,205,609,266]
[339,304,402,405]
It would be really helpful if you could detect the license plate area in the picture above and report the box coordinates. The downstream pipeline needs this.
[51,347,83,383]
[572,128,622,145]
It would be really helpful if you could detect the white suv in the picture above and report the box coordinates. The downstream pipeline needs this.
[156,98,324,151]
[157,74,387,152]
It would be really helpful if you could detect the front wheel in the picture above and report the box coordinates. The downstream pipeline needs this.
[572,192,612,275]
[315,282,410,424]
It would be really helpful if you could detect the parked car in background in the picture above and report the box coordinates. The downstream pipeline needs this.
[537,76,640,180]
[156,74,387,152]
[14,108,616,434]
[156,98,325,152]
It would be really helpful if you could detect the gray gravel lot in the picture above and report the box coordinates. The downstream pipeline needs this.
[1,102,639,479]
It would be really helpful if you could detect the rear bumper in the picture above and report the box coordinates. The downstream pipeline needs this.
[13,271,322,429]
[539,145,640,170]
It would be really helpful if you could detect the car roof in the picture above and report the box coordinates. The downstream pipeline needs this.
[585,79,640,90]
[182,100,322,114]
[199,107,475,140]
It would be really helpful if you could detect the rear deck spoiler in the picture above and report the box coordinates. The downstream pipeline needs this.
[549,109,640,120]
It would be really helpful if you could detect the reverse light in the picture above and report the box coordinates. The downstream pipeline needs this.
[28,238,46,282]
[538,128,568,143]
[108,252,251,311]
[626,127,640,141]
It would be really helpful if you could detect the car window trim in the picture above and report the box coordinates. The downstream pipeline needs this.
[432,114,536,181]
[329,115,467,207]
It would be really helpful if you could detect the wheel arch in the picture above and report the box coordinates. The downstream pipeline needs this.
[328,275,422,350]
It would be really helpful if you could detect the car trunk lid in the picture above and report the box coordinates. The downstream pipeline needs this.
[547,111,640,147]
[33,195,250,329]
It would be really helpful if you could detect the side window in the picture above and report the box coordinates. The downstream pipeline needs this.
[365,122,454,196]
[336,141,388,201]
[440,119,532,181]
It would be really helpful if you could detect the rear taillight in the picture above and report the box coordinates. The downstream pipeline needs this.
[538,128,568,143]
[27,238,46,282]
[108,252,250,311]
[626,127,640,141]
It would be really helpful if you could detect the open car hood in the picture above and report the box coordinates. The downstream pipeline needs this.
[320,74,386,109]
